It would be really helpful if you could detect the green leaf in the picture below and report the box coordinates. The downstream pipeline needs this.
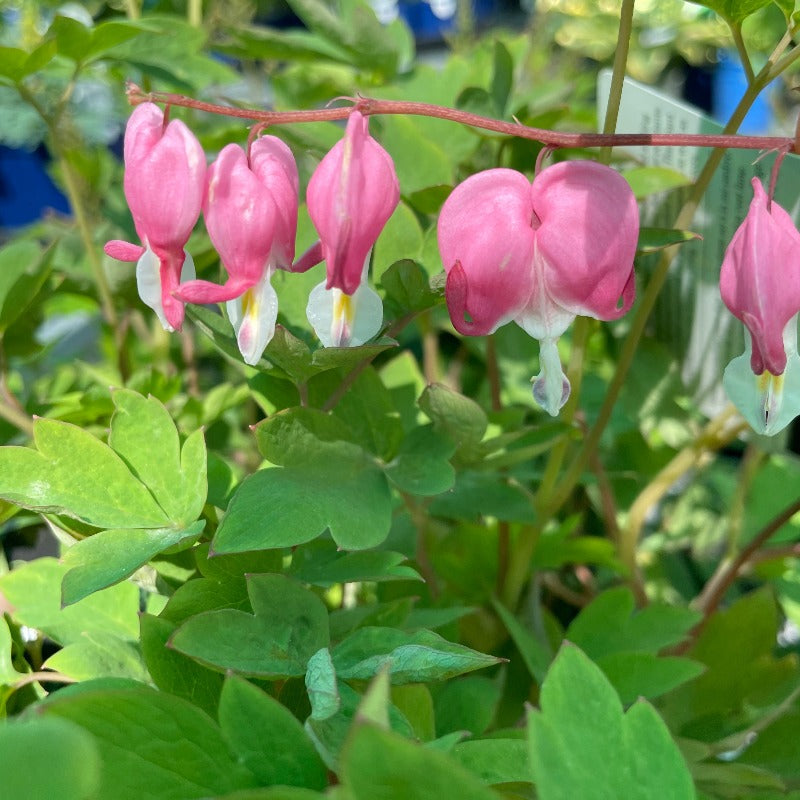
[342,723,499,800]
[433,676,500,737]
[140,613,224,718]
[0,46,29,82]
[685,0,772,23]
[596,652,705,704]
[659,589,799,741]
[384,425,456,496]
[0,558,139,646]
[213,445,392,553]
[61,521,204,605]
[380,116,454,195]
[374,205,425,285]
[418,383,488,460]
[219,675,328,790]
[305,682,413,771]
[0,417,170,529]
[170,573,329,677]
[0,716,101,800]
[565,587,701,657]
[528,644,695,799]
[306,647,340,721]
[48,15,92,62]
[109,390,207,524]
[332,627,502,684]
[225,23,351,65]
[41,686,256,799]
[391,684,435,741]
[0,616,24,686]
[43,630,149,683]
[429,471,536,523]
[0,239,51,333]
[85,20,149,61]
[490,40,514,115]
[637,227,701,255]
[492,598,552,684]
[451,738,531,785]
[253,406,355,466]
[380,259,440,316]
[623,166,692,199]
[289,543,422,586]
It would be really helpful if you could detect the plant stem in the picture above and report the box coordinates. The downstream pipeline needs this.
[686,495,800,646]
[600,0,635,163]
[126,84,800,155]
[187,0,203,27]
[730,23,755,86]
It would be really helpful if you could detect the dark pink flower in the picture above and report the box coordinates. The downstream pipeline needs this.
[104,102,205,332]
[720,178,800,434]
[174,137,299,364]
[438,161,638,415]
[303,111,399,347]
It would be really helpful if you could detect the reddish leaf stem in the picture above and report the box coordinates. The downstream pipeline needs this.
[126,83,798,154]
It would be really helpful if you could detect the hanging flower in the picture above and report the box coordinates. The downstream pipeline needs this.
[303,110,399,347]
[174,137,299,365]
[104,102,205,332]
[720,178,800,435]
[438,160,638,415]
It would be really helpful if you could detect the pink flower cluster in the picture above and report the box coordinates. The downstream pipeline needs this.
[108,102,799,432]
[106,102,643,417]
[106,103,398,365]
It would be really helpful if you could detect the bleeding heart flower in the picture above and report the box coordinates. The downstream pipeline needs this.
[174,137,299,365]
[720,177,800,435]
[104,102,205,332]
[438,160,638,415]
[302,110,399,347]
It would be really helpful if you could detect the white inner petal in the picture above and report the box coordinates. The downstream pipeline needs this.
[724,316,800,436]
[531,337,570,417]
[226,269,278,365]
[306,280,383,348]
[136,246,172,332]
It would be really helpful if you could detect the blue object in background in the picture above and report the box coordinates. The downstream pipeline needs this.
[713,50,774,134]
[0,145,71,230]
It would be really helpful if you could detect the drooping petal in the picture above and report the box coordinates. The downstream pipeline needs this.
[723,316,800,435]
[226,269,279,365]
[438,168,537,335]
[104,240,145,262]
[249,135,299,269]
[531,160,638,324]
[307,111,399,295]
[136,246,195,332]
[720,178,800,376]
[123,102,205,253]
[203,143,278,287]
[306,279,383,348]
[532,337,570,416]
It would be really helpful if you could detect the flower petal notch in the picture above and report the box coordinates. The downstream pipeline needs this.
[438,161,639,416]
[104,102,206,332]
[720,178,800,435]
[305,110,399,347]
[174,136,299,365]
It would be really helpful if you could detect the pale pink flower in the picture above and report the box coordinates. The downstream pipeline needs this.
[438,161,638,415]
[104,102,205,332]
[174,137,299,365]
[720,178,800,434]
[302,110,399,347]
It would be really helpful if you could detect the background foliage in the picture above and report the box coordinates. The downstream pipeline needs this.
[1,0,800,797]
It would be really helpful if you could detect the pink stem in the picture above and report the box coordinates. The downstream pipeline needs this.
[126,83,798,154]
